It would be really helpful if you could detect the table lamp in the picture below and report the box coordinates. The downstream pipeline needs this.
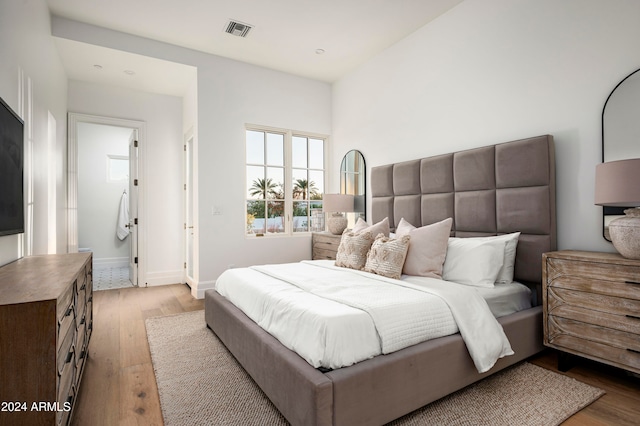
[323,194,354,235]
[595,158,640,259]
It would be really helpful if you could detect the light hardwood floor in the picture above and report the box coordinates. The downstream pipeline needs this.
[72,284,640,426]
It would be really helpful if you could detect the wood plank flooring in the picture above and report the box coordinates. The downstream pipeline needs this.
[72,284,639,425]
[71,284,203,426]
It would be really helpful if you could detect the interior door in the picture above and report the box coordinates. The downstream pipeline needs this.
[129,130,139,286]
[184,135,195,287]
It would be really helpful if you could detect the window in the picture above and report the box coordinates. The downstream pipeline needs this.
[246,126,326,236]
[107,155,129,182]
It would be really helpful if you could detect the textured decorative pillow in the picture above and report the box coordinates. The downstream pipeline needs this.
[351,217,390,238]
[395,217,453,279]
[449,232,520,283]
[364,234,411,279]
[335,231,375,270]
[442,239,505,288]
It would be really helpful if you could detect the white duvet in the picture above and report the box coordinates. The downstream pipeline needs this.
[215,260,514,373]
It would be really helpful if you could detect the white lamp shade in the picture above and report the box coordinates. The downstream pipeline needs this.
[323,194,354,213]
[594,158,640,207]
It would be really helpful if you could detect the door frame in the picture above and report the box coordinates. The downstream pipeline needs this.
[183,127,197,288]
[67,113,147,286]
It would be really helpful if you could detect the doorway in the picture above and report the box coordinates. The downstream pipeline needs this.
[68,113,146,289]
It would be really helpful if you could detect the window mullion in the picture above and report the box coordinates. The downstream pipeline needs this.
[284,131,293,235]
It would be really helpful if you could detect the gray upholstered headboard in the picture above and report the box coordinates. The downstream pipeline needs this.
[371,135,556,284]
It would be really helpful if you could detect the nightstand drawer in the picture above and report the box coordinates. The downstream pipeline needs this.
[546,257,640,300]
[547,285,640,330]
[313,247,338,260]
[547,316,640,371]
[312,232,342,260]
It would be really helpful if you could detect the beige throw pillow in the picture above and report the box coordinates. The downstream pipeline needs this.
[351,217,390,238]
[335,231,375,270]
[364,234,411,279]
[395,217,453,279]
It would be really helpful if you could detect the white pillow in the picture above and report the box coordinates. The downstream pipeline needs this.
[442,239,505,288]
[449,232,520,283]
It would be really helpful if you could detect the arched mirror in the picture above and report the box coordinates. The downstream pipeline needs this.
[340,150,366,224]
[602,68,640,240]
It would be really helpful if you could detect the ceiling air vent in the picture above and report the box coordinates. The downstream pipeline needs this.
[225,20,253,38]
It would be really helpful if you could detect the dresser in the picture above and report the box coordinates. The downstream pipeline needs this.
[0,253,93,426]
[311,232,342,260]
[542,250,640,374]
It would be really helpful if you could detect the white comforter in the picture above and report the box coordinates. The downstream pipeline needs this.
[215,260,513,373]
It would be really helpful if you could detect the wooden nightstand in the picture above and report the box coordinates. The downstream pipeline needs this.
[542,250,640,374]
[312,232,342,260]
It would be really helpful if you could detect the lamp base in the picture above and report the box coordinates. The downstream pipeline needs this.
[327,213,347,235]
[609,208,640,260]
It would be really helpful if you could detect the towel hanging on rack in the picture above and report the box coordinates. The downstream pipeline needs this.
[117,191,129,241]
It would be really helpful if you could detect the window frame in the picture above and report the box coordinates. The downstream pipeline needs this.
[245,124,328,238]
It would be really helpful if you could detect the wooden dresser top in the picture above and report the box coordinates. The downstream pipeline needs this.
[0,253,91,305]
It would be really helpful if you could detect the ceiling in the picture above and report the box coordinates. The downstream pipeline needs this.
[47,0,463,96]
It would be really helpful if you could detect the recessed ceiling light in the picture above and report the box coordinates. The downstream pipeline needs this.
[123,70,136,76]
[315,49,325,55]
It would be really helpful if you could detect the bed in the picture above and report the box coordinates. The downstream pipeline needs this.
[205,134,556,425]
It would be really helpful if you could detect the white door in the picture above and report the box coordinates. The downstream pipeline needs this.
[184,135,195,287]
[129,131,139,286]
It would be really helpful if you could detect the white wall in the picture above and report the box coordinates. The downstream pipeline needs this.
[332,0,640,254]
[68,81,184,285]
[77,122,131,265]
[54,19,332,296]
[195,59,332,295]
[0,0,68,266]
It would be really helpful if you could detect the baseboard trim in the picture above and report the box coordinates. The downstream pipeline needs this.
[195,279,216,299]
[144,270,184,287]
[93,257,128,269]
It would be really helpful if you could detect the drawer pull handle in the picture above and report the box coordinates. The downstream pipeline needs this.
[626,314,640,321]
[80,283,86,291]
[625,280,640,285]
[65,306,73,317]
[627,348,640,355]
[65,351,73,364]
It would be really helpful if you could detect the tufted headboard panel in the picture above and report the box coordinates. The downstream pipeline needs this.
[371,135,556,284]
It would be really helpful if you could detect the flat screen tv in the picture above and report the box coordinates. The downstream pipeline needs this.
[0,95,24,236]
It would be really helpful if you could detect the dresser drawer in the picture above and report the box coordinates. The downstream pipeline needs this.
[57,303,75,352]
[57,320,76,375]
[57,346,75,403]
[57,365,74,426]
[57,283,75,323]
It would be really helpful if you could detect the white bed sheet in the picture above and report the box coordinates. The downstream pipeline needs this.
[215,260,523,372]
[403,275,532,318]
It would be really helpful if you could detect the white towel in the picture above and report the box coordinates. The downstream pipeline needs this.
[117,192,129,241]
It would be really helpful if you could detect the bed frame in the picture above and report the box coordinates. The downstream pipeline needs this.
[205,134,556,425]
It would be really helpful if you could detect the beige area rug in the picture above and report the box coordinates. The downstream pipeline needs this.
[146,310,604,426]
